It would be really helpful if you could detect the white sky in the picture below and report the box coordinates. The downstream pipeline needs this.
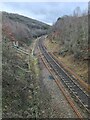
[0,1,88,25]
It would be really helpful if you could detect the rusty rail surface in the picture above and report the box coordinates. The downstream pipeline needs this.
[50,52,90,93]
[38,47,83,119]
[38,37,90,117]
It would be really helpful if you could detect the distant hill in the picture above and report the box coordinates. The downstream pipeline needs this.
[2,12,50,46]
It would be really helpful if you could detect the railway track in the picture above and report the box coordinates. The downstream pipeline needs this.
[38,37,90,116]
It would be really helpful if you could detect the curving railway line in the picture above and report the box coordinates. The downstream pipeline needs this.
[38,37,90,116]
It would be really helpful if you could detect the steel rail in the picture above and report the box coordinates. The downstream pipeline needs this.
[50,52,90,93]
[38,45,83,119]
[38,38,90,115]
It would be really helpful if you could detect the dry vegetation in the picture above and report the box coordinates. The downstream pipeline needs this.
[2,12,51,118]
[2,33,52,118]
[45,7,88,83]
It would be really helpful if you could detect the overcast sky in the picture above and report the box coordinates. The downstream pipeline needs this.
[0,2,88,25]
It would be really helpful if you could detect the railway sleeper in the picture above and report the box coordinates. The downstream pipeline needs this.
[73,91,78,95]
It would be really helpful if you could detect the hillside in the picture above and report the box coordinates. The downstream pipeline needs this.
[48,15,88,59]
[2,12,50,46]
[2,12,51,118]
[45,13,88,83]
